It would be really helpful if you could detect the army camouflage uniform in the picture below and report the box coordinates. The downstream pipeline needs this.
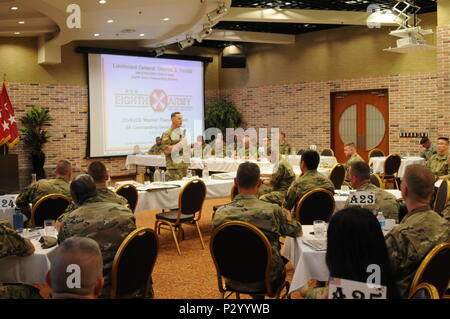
[148,143,163,154]
[279,142,291,155]
[0,223,42,299]
[15,177,71,221]
[442,202,450,222]
[161,127,190,181]
[212,194,302,292]
[63,185,128,215]
[344,153,365,183]
[344,182,400,222]
[420,143,437,161]
[283,170,335,212]
[58,198,137,298]
[385,206,450,298]
[427,152,450,179]
[259,160,296,206]
[203,142,225,158]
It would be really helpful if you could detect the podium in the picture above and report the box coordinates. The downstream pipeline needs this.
[0,154,20,194]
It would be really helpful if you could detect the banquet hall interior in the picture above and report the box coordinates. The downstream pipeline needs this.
[0,0,449,300]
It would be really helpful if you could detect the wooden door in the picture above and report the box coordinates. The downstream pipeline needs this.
[331,90,389,163]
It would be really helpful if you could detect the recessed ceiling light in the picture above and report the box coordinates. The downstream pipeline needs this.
[14,32,20,35]
[163,17,170,21]
[107,19,114,23]
[11,6,18,10]
[99,0,107,4]
[94,33,100,37]
[18,21,25,24]
[139,33,145,37]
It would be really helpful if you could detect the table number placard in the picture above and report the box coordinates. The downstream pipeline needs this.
[348,191,375,206]
[328,277,386,299]
[0,195,16,209]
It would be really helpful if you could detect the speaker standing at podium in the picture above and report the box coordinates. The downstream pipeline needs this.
[161,112,190,181]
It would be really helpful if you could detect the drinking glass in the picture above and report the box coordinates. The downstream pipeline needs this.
[313,220,326,239]
[186,170,193,179]
[44,219,57,237]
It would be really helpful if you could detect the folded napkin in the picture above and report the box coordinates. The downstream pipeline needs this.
[39,236,57,249]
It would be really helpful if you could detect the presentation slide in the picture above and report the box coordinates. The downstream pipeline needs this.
[88,53,204,157]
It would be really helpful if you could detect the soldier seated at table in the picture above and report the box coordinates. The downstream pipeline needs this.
[57,174,136,298]
[46,237,104,299]
[279,132,291,155]
[442,202,450,222]
[385,164,449,298]
[0,220,42,299]
[426,137,450,180]
[148,136,163,155]
[15,159,72,223]
[63,161,128,214]
[259,151,296,206]
[213,162,302,297]
[419,137,437,161]
[283,150,335,214]
[345,161,400,222]
[301,207,399,299]
[343,142,365,185]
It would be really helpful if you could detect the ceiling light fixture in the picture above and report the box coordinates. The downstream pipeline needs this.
[163,17,170,21]
[207,2,229,22]
[154,48,165,57]
[139,33,145,37]
[18,21,25,24]
[94,33,100,37]
[14,32,20,35]
[178,37,194,50]
[99,0,107,4]
[107,19,114,23]
[11,7,18,10]
[195,24,213,42]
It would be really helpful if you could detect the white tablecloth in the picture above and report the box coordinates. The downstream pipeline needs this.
[333,189,403,212]
[370,156,426,178]
[0,232,55,284]
[282,225,328,294]
[134,178,235,212]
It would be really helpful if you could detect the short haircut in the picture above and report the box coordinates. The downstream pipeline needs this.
[88,161,107,183]
[301,150,320,170]
[49,237,103,297]
[280,132,286,138]
[345,142,356,148]
[156,136,161,139]
[349,161,370,181]
[171,112,181,119]
[56,160,72,176]
[236,162,260,189]
[420,137,430,145]
[403,164,435,202]
[70,174,97,205]
[438,137,449,144]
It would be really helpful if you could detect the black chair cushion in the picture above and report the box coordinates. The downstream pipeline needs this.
[297,191,334,225]
[156,210,194,223]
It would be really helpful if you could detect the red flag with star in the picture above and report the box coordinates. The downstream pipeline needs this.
[0,82,20,147]
[0,85,10,146]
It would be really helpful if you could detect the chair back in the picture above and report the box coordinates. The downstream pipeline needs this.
[110,227,158,298]
[369,149,385,158]
[409,283,440,299]
[328,164,345,189]
[370,173,382,187]
[231,184,239,200]
[295,188,335,224]
[384,154,401,176]
[179,179,206,218]
[31,193,71,227]
[210,221,273,296]
[321,148,334,156]
[408,242,450,298]
[434,179,450,214]
[115,184,138,213]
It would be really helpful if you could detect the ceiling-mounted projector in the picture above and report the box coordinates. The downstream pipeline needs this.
[384,27,435,53]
